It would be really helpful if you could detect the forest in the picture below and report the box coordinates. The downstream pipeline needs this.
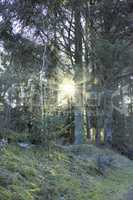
[1,0,133,200]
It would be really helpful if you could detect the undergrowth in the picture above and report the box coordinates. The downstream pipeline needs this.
[0,144,133,200]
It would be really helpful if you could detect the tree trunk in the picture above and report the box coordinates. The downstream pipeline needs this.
[103,89,113,145]
[74,1,83,144]
[86,107,92,142]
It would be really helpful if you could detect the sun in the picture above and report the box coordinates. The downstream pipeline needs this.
[60,79,75,97]
[58,78,76,105]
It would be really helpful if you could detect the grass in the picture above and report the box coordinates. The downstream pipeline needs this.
[0,144,133,200]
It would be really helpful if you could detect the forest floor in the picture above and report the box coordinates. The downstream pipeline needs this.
[0,143,133,200]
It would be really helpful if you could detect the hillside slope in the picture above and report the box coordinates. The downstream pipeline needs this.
[0,144,133,200]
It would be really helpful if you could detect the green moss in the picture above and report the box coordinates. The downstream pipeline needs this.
[10,185,34,200]
[19,166,37,178]
[1,144,133,200]
[0,186,12,200]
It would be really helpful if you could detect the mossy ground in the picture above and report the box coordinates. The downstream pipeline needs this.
[0,144,133,200]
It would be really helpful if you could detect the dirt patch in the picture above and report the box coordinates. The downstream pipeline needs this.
[124,189,133,200]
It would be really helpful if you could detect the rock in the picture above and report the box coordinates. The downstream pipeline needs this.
[60,193,65,200]
[127,149,133,160]
[0,138,8,150]
[17,142,30,149]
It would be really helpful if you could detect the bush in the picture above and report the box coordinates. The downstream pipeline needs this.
[28,114,67,145]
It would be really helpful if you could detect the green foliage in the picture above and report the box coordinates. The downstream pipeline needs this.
[28,112,71,145]
[94,39,133,83]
